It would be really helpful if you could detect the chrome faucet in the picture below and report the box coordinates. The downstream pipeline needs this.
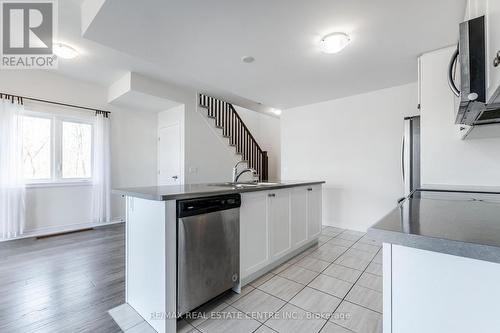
[232,161,257,183]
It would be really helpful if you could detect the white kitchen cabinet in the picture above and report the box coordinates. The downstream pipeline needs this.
[240,191,270,279]
[290,187,308,248]
[487,0,500,103]
[240,185,323,281]
[385,244,500,333]
[307,185,322,239]
[268,189,291,259]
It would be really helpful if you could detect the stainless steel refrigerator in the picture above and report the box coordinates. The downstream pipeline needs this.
[402,116,421,197]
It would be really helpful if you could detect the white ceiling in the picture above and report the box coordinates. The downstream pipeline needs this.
[56,0,466,110]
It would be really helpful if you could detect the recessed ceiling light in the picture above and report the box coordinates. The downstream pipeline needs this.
[320,32,351,54]
[272,108,282,116]
[241,56,255,63]
[53,43,79,59]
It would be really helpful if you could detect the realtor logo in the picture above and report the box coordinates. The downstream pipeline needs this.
[1,0,58,68]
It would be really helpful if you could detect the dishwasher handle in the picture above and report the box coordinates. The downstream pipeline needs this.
[177,194,241,218]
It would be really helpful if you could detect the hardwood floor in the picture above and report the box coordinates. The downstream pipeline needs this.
[0,224,125,333]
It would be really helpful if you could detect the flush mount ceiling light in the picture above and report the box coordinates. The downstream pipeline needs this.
[271,108,282,116]
[53,43,79,59]
[320,32,351,54]
[241,56,255,63]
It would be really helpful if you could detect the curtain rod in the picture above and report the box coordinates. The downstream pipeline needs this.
[0,92,111,115]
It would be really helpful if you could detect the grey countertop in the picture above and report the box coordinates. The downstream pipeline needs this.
[113,180,325,201]
[368,189,500,263]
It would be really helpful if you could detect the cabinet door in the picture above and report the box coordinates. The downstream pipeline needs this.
[291,187,308,248]
[268,189,291,259]
[487,0,500,103]
[307,185,322,239]
[240,191,269,279]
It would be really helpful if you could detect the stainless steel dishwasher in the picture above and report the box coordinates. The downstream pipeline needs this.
[177,194,241,315]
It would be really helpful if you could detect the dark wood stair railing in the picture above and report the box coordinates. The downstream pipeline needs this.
[199,94,269,181]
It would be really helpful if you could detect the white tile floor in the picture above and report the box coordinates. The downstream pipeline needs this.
[181,227,383,333]
[110,227,383,333]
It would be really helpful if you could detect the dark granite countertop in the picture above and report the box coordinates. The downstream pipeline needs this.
[368,189,500,263]
[113,180,325,201]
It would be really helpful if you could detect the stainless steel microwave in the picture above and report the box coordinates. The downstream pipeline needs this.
[448,16,500,126]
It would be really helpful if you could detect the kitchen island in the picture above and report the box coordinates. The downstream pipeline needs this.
[113,181,324,333]
[368,189,500,333]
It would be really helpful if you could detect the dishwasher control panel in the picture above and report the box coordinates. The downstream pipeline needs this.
[177,194,241,218]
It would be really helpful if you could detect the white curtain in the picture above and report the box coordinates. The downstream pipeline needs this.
[0,97,25,240]
[92,112,111,223]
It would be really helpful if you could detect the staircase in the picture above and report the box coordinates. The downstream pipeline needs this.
[199,94,268,181]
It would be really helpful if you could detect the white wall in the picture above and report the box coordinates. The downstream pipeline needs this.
[184,104,281,184]
[281,83,417,231]
[420,47,500,187]
[110,73,282,185]
[102,71,282,185]
[0,70,157,236]
[235,106,281,181]
[105,73,207,185]
[184,105,241,183]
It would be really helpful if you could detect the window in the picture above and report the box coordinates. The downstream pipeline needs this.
[22,112,93,184]
[23,116,52,180]
[62,121,92,178]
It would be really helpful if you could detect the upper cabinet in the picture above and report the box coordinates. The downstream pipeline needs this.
[486,0,500,103]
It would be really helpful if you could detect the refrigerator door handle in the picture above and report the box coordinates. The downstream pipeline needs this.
[401,134,405,184]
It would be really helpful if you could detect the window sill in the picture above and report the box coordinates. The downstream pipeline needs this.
[26,180,93,189]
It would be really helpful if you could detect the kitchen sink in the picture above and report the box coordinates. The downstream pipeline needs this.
[207,182,256,188]
[232,183,258,188]
[208,182,281,188]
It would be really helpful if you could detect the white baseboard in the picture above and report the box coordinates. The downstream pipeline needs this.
[322,220,368,232]
[1,217,125,242]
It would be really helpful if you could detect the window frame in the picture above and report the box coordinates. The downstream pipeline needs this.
[23,110,94,187]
